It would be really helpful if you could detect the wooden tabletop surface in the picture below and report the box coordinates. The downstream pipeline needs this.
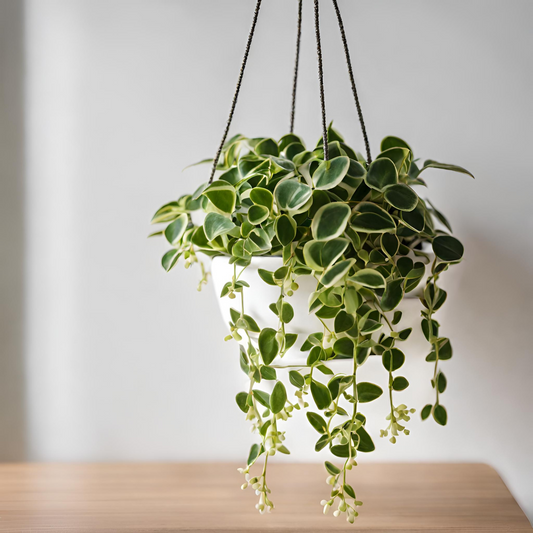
[0,463,530,532]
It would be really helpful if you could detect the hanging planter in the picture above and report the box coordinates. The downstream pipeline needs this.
[151,0,474,524]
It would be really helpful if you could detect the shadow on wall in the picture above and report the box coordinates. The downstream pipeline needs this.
[450,229,533,517]
[0,1,27,460]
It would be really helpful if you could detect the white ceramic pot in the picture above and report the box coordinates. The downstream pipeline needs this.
[210,254,457,363]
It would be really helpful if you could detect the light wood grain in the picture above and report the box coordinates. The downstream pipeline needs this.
[0,463,529,532]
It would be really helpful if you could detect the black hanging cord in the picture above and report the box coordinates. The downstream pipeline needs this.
[208,0,262,184]
[332,0,372,165]
[314,0,329,161]
[289,0,303,133]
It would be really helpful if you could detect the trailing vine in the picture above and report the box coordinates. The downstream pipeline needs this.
[151,125,473,522]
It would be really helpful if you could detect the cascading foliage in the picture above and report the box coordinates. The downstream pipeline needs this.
[151,125,473,523]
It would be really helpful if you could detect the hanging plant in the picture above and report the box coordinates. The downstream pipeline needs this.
[150,0,474,524]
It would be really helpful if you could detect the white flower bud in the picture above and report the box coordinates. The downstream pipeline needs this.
[241,483,248,490]
[333,509,340,517]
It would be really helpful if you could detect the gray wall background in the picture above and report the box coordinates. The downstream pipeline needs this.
[1,0,532,521]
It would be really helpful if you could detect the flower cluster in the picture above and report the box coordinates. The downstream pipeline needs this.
[322,459,362,524]
[380,403,415,443]
[239,469,274,514]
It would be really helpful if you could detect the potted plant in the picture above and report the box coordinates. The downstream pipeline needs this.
[151,125,473,522]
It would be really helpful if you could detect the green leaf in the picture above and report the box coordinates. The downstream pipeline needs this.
[398,328,412,341]
[285,142,306,160]
[164,213,188,245]
[392,311,402,325]
[236,392,249,412]
[255,138,279,157]
[161,249,180,272]
[245,228,272,253]
[258,328,279,365]
[274,179,313,211]
[250,187,274,210]
[316,364,333,375]
[380,136,412,153]
[151,201,183,224]
[357,382,383,403]
[349,268,386,289]
[433,235,464,262]
[392,376,409,391]
[351,203,396,233]
[437,372,447,393]
[270,381,287,414]
[275,214,296,246]
[252,390,270,408]
[382,348,405,372]
[280,302,294,324]
[330,443,351,458]
[247,443,261,465]
[259,419,271,436]
[433,404,448,426]
[438,338,453,360]
[384,184,418,211]
[311,380,332,410]
[400,202,425,232]
[397,257,414,277]
[421,404,432,420]
[313,156,350,190]
[381,233,400,257]
[248,205,269,225]
[420,160,474,179]
[303,238,349,271]
[315,434,330,452]
[311,202,351,241]
[334,310,355,333]
[324,460,341,475]
[365,158,398,191]
[258,269,277,286]
[202,180,236,213]
[356,426,375,453]
[289,370,305,388]
[260,366,277,380]
[344,286,361,314]
[279,133,303,151]
[204,212,236,241]
[234,312,260,333]
[377,147,411,171]
[381,278,404,312]
[333,337,354,358]
[344,484,356,499]
[320,259,355,288]
[307,412,328,434]
[285,333,298,350]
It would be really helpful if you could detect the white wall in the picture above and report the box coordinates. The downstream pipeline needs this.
[15,0,533,520]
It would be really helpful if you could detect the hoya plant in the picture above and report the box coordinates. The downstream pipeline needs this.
[151,126,473,523]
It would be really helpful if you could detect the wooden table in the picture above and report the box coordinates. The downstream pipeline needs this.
[0,463,530,532]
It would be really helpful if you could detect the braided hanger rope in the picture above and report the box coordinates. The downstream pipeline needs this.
[332,0,372,165]
[208,0,262,185]
[314,0,329,161]
[289,0,303,133]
